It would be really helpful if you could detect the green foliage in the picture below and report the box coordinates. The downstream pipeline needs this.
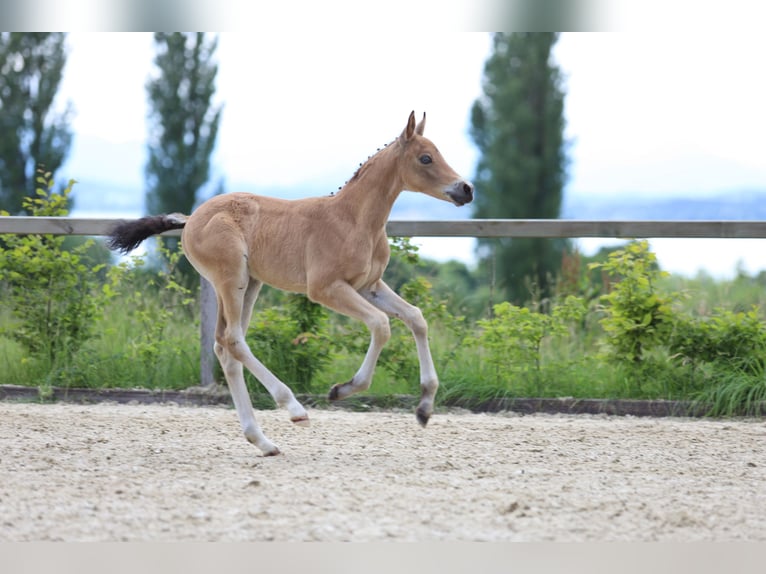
[0,33,73,214]
[103,243,196,381]
[388,236,420,266]
[387,237,489,321]
[468,295,587,393]
[0,173,108,367]
[470,33,569,302]
[589,240,675,365]
[4,216,766,418]
[555,246,611,302]
[665,269,766,316]
[670,307,766,374]
[247,293,332,394]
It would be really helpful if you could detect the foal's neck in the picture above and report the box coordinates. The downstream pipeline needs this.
[333,142,403,230]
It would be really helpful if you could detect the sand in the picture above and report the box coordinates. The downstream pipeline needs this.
[1,401,764,541]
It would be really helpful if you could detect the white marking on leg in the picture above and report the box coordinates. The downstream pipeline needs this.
[218,276,309,428]
[224,335,309,424]
[362,280,439,422]
[214,342,280,455]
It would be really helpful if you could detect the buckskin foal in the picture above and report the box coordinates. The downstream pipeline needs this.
[107,111,474,455]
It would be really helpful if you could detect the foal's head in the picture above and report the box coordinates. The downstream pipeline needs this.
[397,111,474,206]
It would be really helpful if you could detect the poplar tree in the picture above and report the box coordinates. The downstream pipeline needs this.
[145,32,222,229]
[0,33,72,214]
[470,33,569,304]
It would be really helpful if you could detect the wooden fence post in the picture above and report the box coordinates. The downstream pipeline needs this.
[199,277,217,387]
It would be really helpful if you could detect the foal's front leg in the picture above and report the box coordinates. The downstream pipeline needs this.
[308,280,391,401]
[361,280,439,426]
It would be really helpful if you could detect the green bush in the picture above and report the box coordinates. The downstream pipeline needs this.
[467,295,587,394]
[670,306,766,373]
[589,240,676,364]
[0,172,111,371]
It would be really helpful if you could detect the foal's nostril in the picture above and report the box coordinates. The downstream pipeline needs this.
[447,180,474,206]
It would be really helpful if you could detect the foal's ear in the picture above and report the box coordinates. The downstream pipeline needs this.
[400,110,417,143]
[415,112,426,136]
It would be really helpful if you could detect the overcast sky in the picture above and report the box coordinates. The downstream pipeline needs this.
[60,33,490,189]
[55,32,766,276]
[59,32,766,194]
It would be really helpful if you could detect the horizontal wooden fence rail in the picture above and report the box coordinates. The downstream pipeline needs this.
[5,216,766,238]
[3,216,766,387]
[387,219,766,239]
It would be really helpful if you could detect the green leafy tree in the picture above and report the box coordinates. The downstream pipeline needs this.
[145,33,223,270]
[470,33,569,303]
[0,33,73,214]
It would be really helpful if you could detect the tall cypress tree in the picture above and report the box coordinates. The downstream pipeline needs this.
[470,33,568,304]
[145,32,222,221]
[0,33,73,214]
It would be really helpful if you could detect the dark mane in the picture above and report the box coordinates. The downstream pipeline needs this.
[334,139,397,194]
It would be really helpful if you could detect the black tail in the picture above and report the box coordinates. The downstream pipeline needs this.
[107,213,188,254]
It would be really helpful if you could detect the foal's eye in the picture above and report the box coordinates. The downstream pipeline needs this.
[419,154,432,165]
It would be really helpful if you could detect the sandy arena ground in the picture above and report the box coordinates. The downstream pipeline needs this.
[0,401,764,541]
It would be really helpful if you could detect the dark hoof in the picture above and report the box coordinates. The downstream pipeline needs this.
[415,408,431,427]
[291,415,310,427]
[328,380,352,401]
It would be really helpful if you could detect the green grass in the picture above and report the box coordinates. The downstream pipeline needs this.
[662,271,766,315]
[0,298,200,390]
[691,364,766,417]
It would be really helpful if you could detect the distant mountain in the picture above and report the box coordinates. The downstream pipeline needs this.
[71,179,766,224]
[562,190,766,221]
[64,134,766,223]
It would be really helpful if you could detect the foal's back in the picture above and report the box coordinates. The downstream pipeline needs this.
[181,191,386,294]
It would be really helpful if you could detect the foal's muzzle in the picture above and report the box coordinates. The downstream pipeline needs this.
[446,180,474,206]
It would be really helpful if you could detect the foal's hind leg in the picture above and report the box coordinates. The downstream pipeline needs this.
[215,333,280,456]
[236,278,310,426]
[361,280,439,426]
[214,276,308,455]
